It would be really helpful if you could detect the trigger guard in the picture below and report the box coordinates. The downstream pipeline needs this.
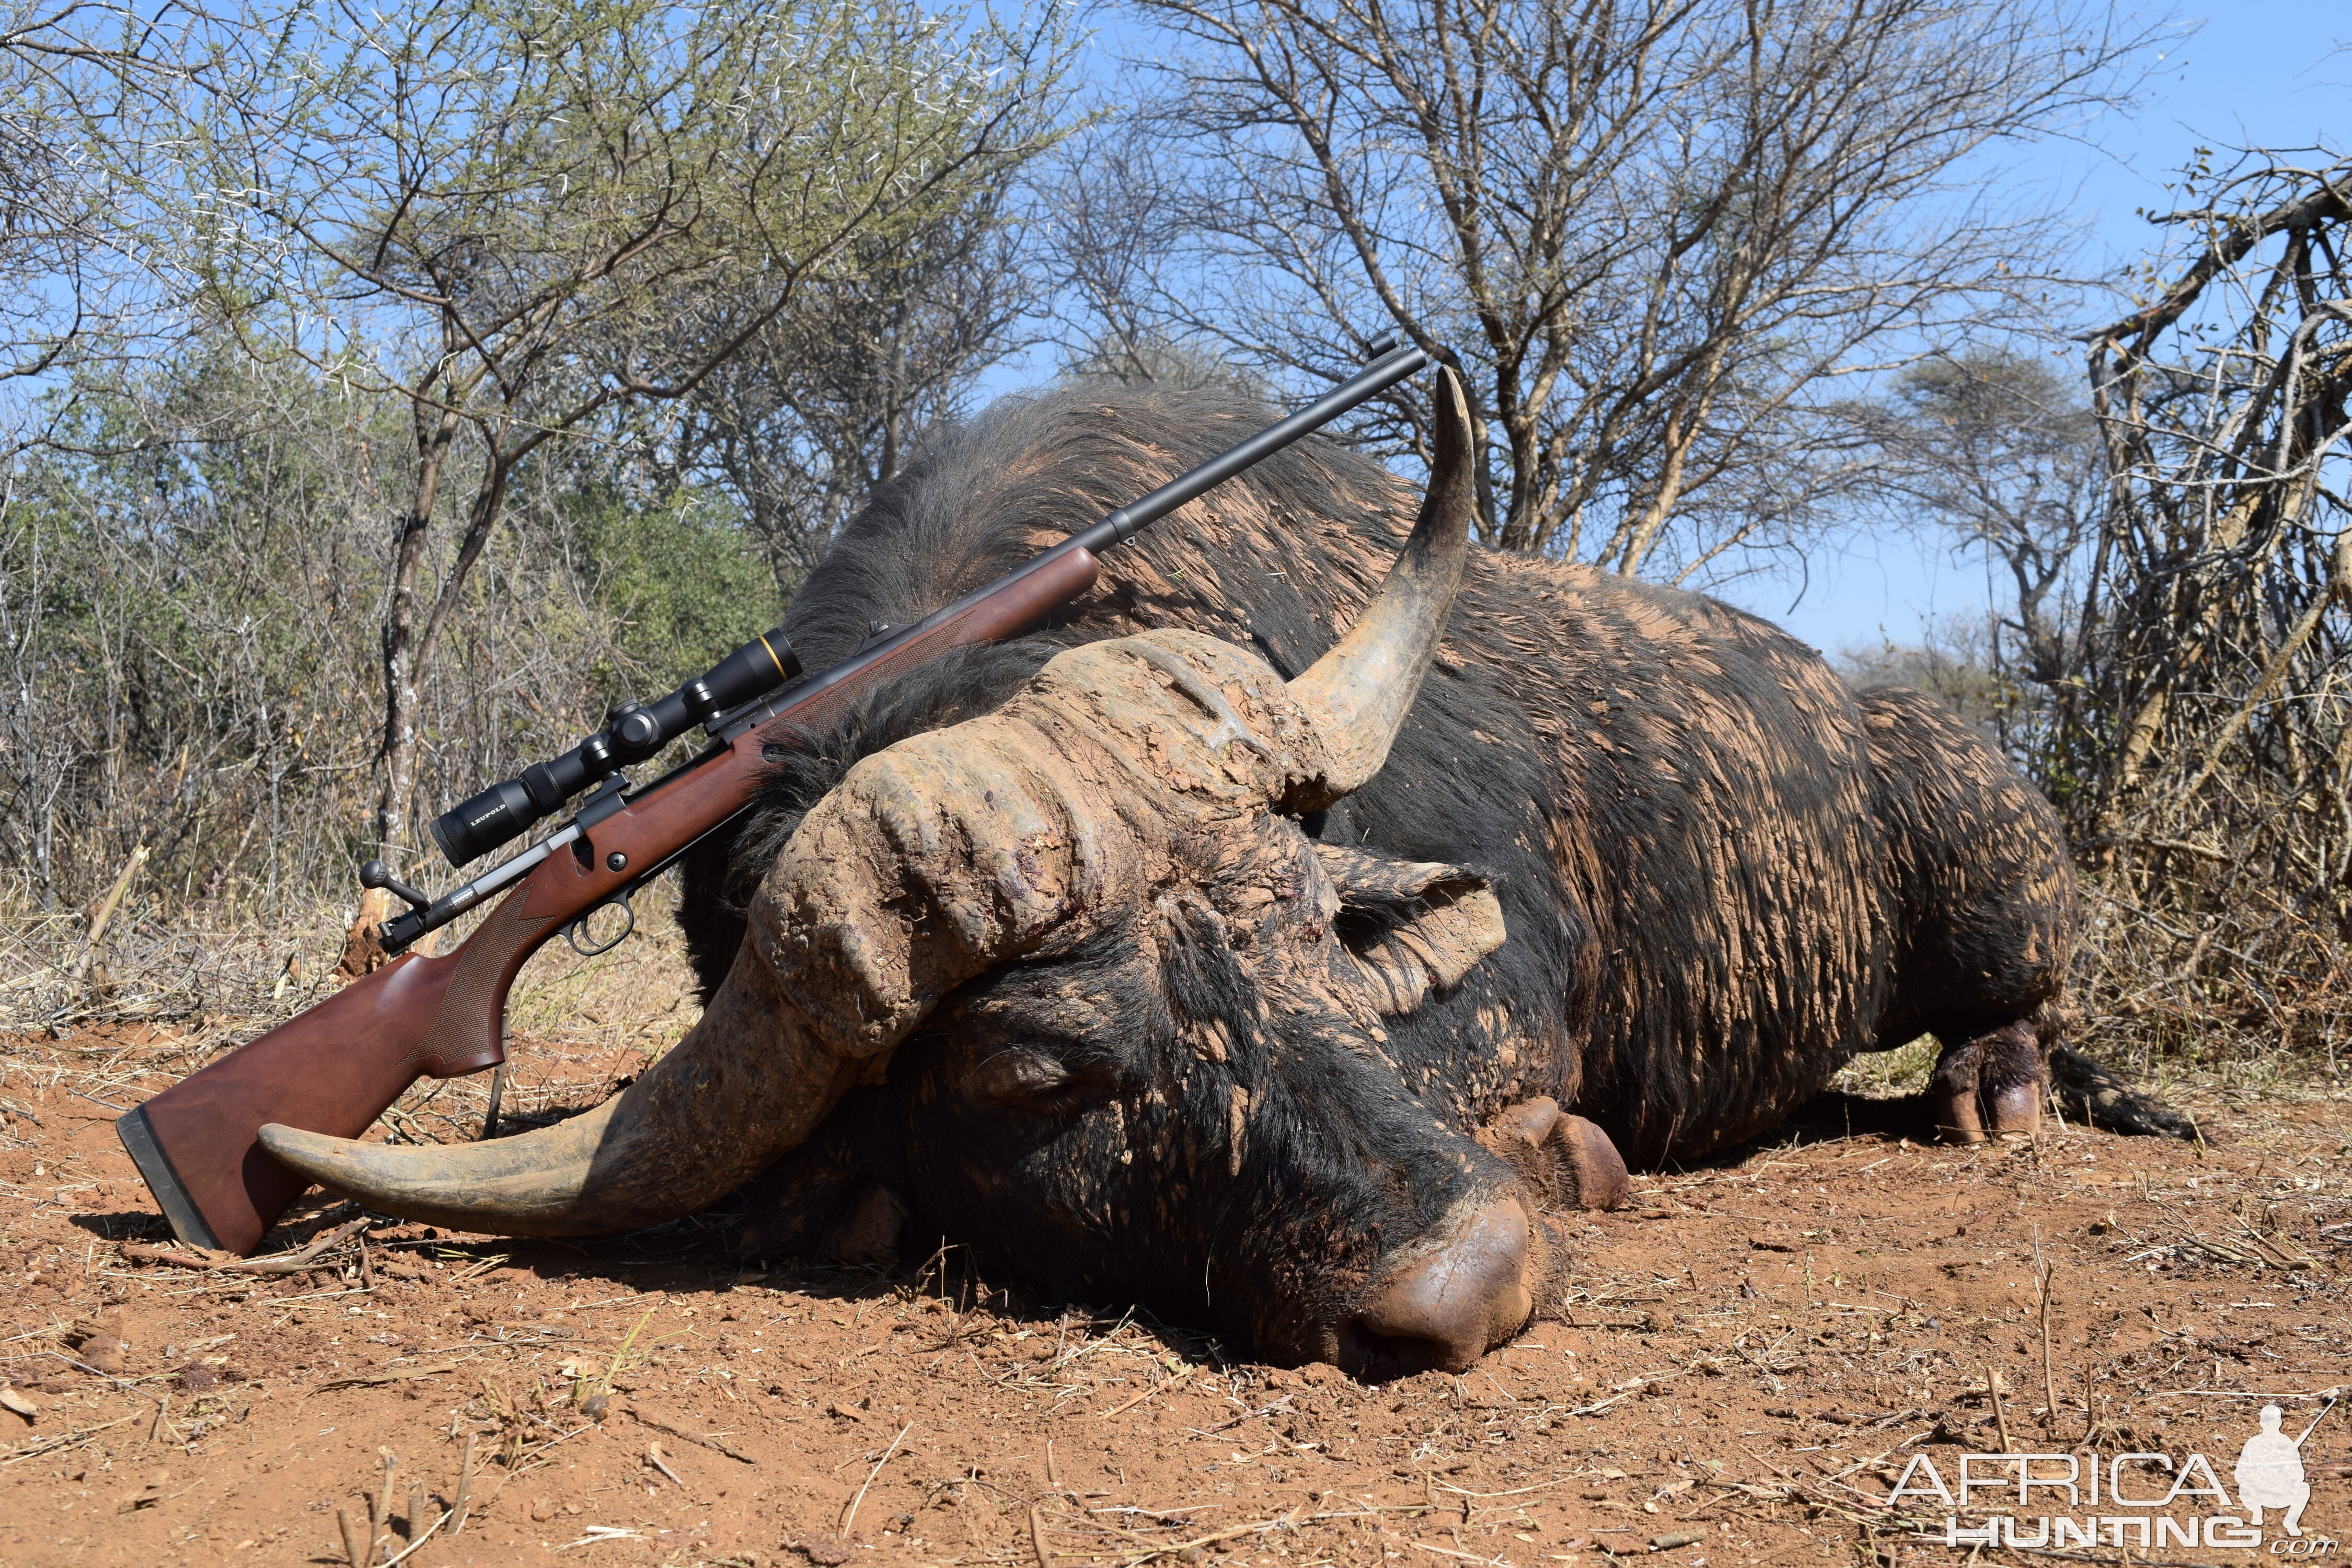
[566,897,636,958]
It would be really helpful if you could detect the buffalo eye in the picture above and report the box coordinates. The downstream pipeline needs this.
[964,1046,1091,1111]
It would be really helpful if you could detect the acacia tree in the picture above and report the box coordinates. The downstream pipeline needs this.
[1848,349,2105,760]
[1868,354,2105,692]
[0,0,216,401]
[147,0,1067,947]
[1074,0,2150,574]
[1869,150,2352,1056]
[2074,148,2351,944]
[0,3,90,387]
[660,195,1039,590]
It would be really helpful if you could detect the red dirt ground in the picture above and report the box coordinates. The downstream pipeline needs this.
[2,1025,2347,1568]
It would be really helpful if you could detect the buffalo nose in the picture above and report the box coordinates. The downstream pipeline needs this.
[1345,1197,1534,1376]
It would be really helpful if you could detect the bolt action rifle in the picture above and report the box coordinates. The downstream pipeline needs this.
[116,340,1435,1254]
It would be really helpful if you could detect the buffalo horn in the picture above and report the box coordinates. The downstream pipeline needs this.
[259,938,866,1236]
[1285,365,1477,794]
[259,728,1087,1234]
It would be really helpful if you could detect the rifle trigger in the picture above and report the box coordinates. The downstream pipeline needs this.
[565,894,637,958]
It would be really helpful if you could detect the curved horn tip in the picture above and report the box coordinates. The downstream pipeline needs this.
[249,930,878,1239]
[256,1114,624,1239]
[1286,365,1478,795]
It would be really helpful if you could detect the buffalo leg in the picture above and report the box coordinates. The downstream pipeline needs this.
[2047,1045,2198,1140]
[1477,1097,1631,1210]
[1929,1020,2044,1143]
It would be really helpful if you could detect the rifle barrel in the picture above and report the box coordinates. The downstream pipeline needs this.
[391,340,1435,947]
[1072,343,1431,554]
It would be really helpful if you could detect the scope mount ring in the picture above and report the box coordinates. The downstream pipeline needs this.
[565,895,637,958]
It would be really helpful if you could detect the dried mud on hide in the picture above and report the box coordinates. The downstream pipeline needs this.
[2,1016,2348,1567]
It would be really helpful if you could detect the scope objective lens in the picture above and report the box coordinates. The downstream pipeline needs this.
[431,777,537,867]
[425,625,799,867]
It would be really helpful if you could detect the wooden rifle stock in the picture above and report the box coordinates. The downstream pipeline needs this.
[119,547,1101,1253]
[115,333,1435,1253]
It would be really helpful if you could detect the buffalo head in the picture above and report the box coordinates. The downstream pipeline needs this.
[262,370,1564,1376]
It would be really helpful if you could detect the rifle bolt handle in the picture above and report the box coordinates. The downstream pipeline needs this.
[358,859,431,912]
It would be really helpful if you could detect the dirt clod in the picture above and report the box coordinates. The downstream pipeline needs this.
[781,1531,852,1565]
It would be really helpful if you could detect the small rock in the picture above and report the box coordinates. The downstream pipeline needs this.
[529,1498,556,1522]
[78,1335,128,1375]
[782,1532,852,1566]
[120,1470,170,1513]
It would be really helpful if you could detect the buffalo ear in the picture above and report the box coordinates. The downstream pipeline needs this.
[1312,843,1506,1016]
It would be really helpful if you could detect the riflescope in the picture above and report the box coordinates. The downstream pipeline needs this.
[429,627,801,867]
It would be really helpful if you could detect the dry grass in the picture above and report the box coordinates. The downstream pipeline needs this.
[0,882,704,1154]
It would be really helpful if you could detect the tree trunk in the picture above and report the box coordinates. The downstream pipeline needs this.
[1609,349,1723,578]
[341,407,459,976]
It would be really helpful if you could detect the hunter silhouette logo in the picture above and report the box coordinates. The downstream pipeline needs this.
[1889,1390,2339,1553]
[2238,1403,2321,1537]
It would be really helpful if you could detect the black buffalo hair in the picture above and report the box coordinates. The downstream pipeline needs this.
[681,378,2078,1168]
[675,383,1589,1107]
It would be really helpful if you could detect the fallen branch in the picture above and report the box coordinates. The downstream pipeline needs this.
[121,1217,369,1277]
[309,1362,465,1394]
[1097,1367,1193,1420]
[379,1508,446,1567]
[645,1442,688,1490]
[840,1421,912,1535]
[0,1412,141,1465]
[627,1406,755,1464]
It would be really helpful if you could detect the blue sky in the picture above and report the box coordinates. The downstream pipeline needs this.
[1721,2,2349,655]
[988,3,2347,658]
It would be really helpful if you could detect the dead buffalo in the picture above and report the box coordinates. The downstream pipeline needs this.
[265,371,2083,1378]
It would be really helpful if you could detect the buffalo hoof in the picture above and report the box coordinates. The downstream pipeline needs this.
[1342,1195,1536,1378]
[1477,1097,1630,1211]
[1929,1020,2045,1144]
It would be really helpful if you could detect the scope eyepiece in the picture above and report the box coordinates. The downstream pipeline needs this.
[690,630,802,722]
[427,626,800,866]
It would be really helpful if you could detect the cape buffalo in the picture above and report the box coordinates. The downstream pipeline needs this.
[264,371,2079,1379]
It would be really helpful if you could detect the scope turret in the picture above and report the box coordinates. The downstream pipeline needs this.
[428,626,800,867]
